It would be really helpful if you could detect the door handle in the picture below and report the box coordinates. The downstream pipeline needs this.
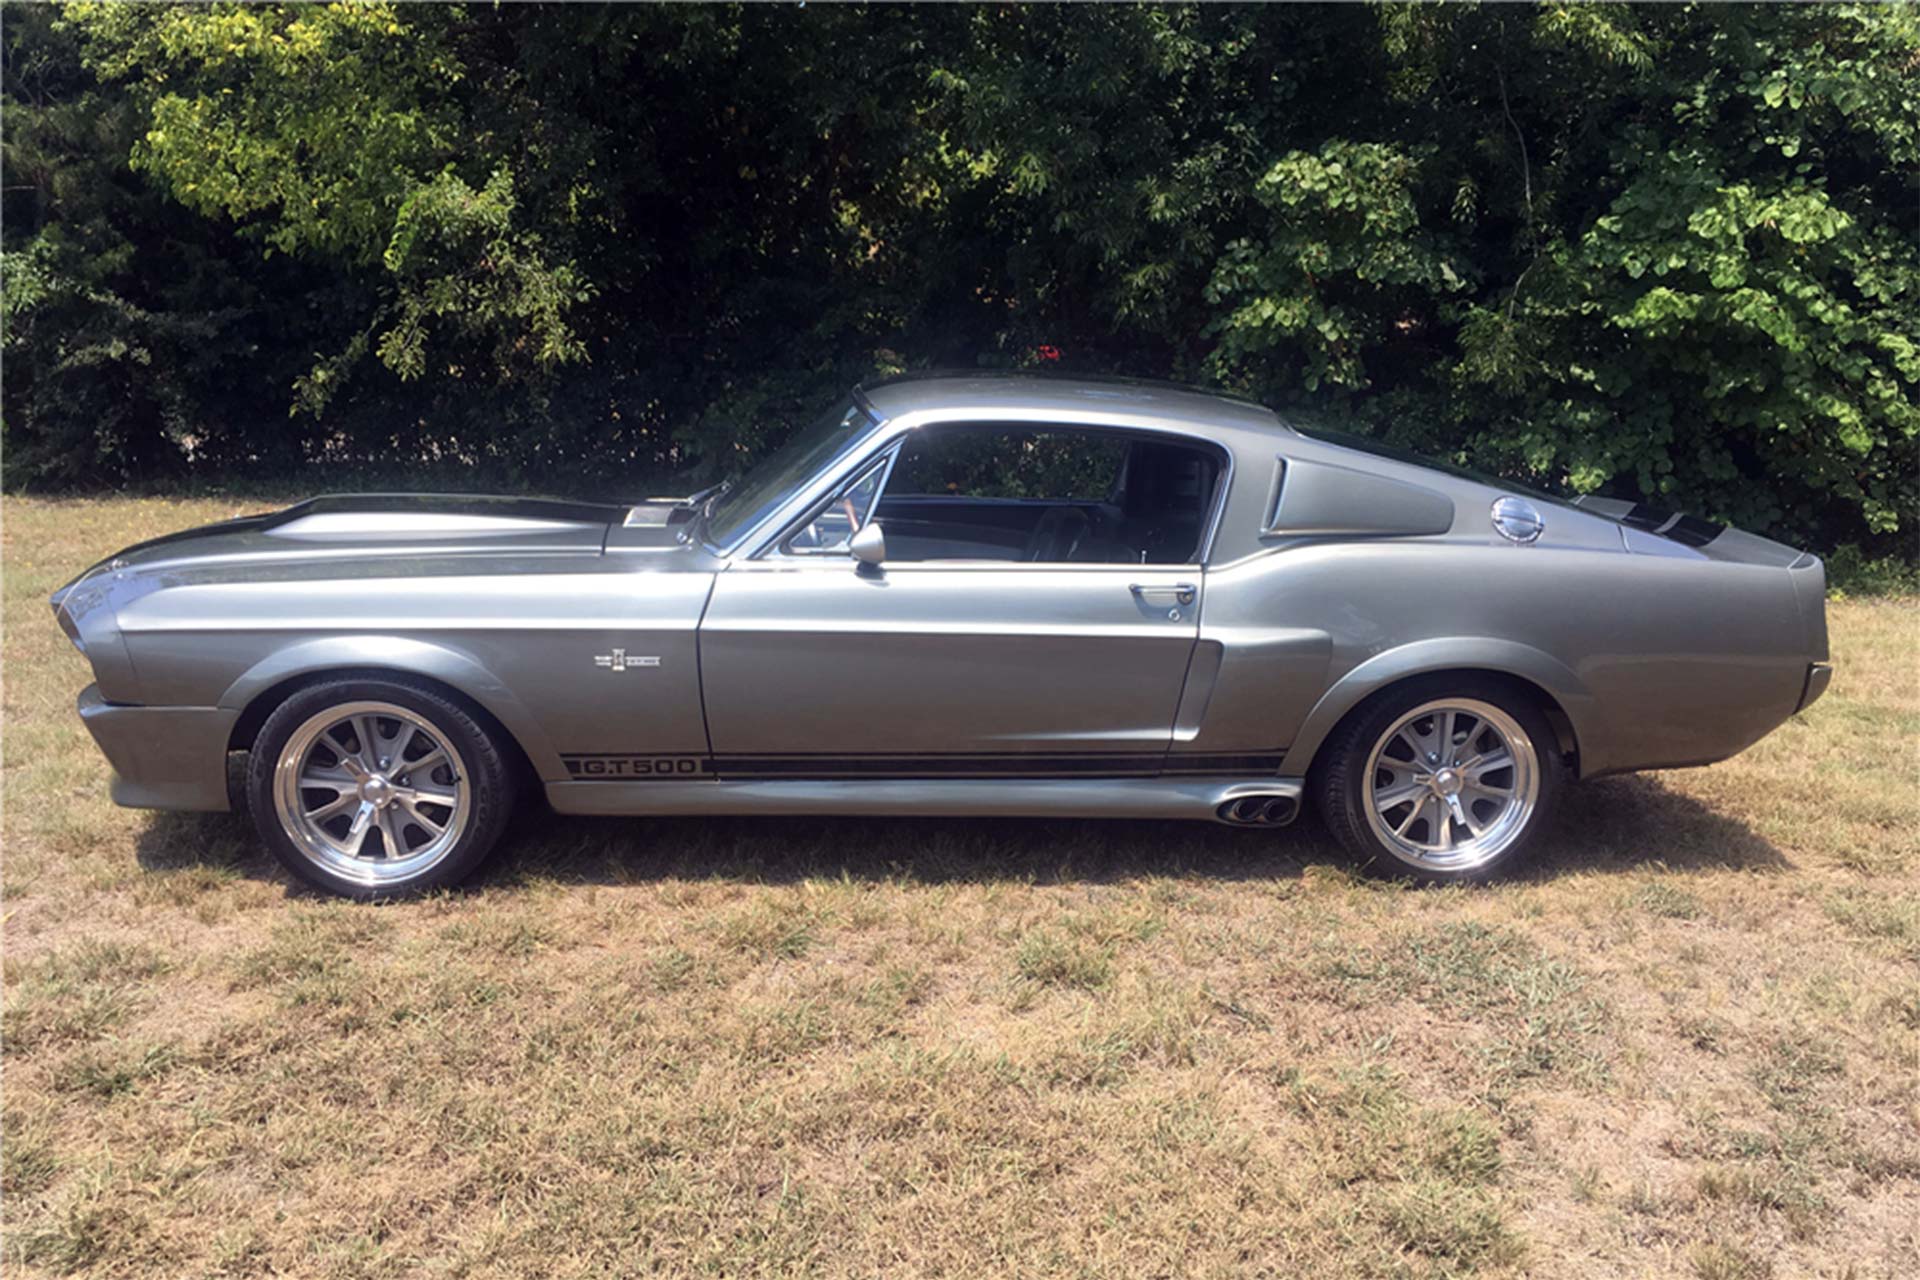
[1130,582,1197,606]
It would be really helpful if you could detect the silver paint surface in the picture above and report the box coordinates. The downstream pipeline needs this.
[53,375,1829,817]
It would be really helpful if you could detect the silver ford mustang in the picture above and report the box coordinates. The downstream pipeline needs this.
[53,375,1832,897]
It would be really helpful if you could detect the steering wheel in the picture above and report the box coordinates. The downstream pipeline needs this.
[1023,507,1092,562]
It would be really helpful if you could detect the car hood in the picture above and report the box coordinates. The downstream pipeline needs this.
[52,492,715,607]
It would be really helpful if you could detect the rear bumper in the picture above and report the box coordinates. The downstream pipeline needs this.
[77,685,238,812]
[1798,662,1833,713]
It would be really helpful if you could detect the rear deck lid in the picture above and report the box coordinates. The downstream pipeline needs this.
[1570,496,1812,568]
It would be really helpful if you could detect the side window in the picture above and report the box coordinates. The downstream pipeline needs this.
[889,430,1128,501]
[784,456,888,554]
[874,426,1221,565]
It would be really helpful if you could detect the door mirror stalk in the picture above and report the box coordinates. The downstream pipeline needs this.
[850,522,887,571]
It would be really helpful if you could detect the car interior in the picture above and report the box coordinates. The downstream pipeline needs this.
[842,426,1225,565]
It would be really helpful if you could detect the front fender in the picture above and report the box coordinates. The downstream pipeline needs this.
[217,635,564,778]
[1283,638,1597,778]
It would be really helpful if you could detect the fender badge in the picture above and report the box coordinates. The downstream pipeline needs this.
[594,649,660,672]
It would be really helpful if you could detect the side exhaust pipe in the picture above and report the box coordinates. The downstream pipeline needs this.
[1215,792,1299,828]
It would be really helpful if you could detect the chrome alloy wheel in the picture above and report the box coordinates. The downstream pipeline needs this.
[272,701,472,887]
[1361,697,1540,872]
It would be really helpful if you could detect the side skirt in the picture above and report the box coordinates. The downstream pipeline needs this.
[545,775,1303,823]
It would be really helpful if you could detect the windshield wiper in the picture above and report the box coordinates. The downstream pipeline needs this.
[662,480,727,509]
[680,478,732,542]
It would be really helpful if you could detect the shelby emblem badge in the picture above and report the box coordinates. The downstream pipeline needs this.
[593,648,660,672]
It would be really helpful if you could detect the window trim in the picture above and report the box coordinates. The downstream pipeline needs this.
[754,418,1231,568]
[769,447,901,559]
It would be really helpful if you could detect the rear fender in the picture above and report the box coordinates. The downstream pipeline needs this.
[1284,638,1596,777]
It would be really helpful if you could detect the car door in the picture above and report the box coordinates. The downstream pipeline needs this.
[697,424,1218,778]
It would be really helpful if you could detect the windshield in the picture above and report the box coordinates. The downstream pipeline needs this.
[706,398,882,547]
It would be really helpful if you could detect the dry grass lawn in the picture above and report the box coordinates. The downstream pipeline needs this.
[4,494,1918,1279]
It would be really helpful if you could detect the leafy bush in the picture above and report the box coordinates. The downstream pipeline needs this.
[4,4,1914,567]
[1825,546,1920,598]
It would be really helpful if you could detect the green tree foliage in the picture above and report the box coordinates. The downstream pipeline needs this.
[0,2,335,483]
[4,2,1914,557]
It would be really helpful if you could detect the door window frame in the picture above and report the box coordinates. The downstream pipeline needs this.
[772,447,901,558]
[754,418,1233,570]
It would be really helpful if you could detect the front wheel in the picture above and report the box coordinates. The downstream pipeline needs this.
[247,677,517,899]
[1314,678,1564,884]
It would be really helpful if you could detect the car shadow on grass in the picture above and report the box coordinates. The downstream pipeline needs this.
[133,772,1790,896]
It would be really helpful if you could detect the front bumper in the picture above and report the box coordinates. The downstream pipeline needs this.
[77,684,239,812]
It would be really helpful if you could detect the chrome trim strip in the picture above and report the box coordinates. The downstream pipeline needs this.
[547,775,1303,819]
[723,558,1204,576]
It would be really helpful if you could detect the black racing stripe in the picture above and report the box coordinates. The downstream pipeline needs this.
[1620,503,1724,547]
[1665,514,1725,546]
[560,750,1286,781]
[1621,504,1676,532]
[105,512,278,559]
[713,754,1167,778]
[706,750,1160,760]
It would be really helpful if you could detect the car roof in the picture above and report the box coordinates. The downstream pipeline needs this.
[856,371,1290,437]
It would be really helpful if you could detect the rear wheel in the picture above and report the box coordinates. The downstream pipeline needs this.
[247,677,516,899]
[1315,678,1563,883]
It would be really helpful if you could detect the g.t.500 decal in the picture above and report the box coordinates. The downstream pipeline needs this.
[562,755,710,779]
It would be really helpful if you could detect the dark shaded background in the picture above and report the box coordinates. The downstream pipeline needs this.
[4,3,1914,568]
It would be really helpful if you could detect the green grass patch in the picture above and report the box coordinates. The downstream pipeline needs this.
[1013,927,1114,990]
[1318,921,1611,1088]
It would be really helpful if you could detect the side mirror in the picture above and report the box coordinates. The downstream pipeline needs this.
[849,521,887,567]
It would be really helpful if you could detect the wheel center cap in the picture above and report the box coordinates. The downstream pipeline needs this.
[359,776,393,806]
[1432,768,1463,796]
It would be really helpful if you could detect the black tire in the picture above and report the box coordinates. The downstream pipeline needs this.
[1313,675,1565,885]
[246,675,517,899]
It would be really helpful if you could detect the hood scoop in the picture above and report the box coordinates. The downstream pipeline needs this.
[622,500,699,529]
